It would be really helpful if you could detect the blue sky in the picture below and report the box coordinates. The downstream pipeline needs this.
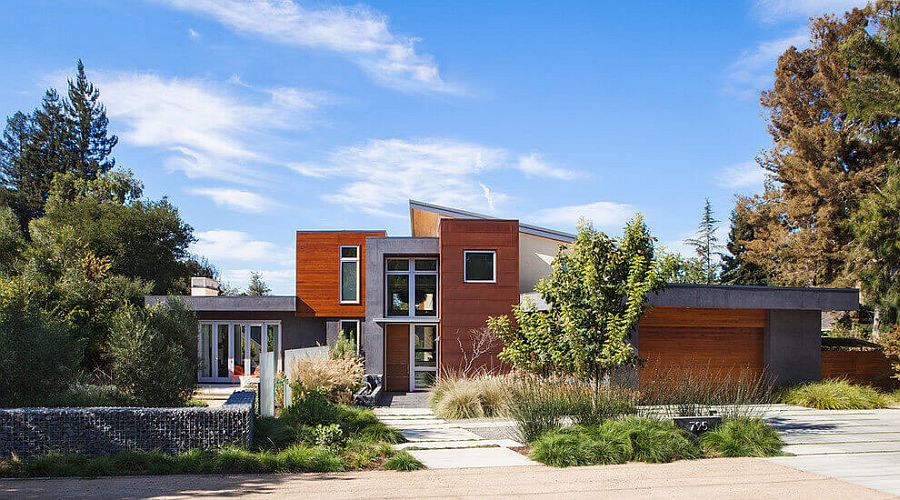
[0,0,868,294]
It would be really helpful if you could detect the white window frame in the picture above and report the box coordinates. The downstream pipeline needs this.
[463,250,497,283]
[339,319,361,354]
[197,320,282,383]
[385,257,438,318]
[409,323,439,391]
[340,245,360,304]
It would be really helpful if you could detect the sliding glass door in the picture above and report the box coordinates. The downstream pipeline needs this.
[198,321,282,383]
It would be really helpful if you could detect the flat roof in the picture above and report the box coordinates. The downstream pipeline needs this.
[409,199,576,243]
[521,284,859,312]
[144,296,296,312]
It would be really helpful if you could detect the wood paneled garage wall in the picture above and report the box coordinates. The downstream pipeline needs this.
[637,307,767,383]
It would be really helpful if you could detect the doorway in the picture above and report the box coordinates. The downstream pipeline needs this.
[384,323,438,392]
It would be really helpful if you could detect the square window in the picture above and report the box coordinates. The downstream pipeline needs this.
[341,246,358,259]
[464,251,496,283]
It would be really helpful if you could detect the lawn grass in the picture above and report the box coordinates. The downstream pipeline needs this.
[780,379,890,410]
[700,418,784,457]
[0,393,412,478]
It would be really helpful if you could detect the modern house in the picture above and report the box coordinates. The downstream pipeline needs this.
[146,199,860,392]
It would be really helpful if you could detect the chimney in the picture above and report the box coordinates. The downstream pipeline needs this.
[191,277,220,296]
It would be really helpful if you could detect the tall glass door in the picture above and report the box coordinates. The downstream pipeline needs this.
[411,324,438,391]
[198,321,281,383]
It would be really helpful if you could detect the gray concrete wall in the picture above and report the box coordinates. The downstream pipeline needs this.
[765,310,822,386]
[649,285,858,311]
[363,237,440,374]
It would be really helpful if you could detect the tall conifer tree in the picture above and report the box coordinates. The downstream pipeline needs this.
[685,199,721,284]
[65,59,117,179]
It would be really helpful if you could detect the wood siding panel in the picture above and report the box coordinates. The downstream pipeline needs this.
[822,350,897,389]
[638,307,766,386]
[295,231,385,318]
[385,324,410,392]
[439,219,519,374]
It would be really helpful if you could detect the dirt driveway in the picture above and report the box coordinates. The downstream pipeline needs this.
[1,457,891,500]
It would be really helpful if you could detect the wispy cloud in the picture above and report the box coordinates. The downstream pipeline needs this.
[156,0,456,93]
[191,230,292,265]
[723,31,808,98]
[530,201,635,230]
[715,161,767,191]
[517,153,580,180]
[187,187,279,213]
[754,0,868,23]
[97,72,320,183]
[188,27,201,39]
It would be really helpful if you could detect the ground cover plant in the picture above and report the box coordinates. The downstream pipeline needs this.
[700,418,784,457]
[780,379,890,410]
[0,391,422,478]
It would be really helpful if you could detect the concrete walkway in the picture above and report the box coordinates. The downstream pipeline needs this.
[764,404,900,496]
[373,407,538,469]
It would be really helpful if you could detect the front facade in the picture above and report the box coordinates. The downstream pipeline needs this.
[149,199,860,392]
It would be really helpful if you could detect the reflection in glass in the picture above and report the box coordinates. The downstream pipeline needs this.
[233,324,246,378]
[200,324,213,378]
[217,324,229,378]
[414,325,437,368]
[387,275,409,316]
[414,371,436,389]
[250,325,262,376]
[415,275,437,316]
[341,261,358,302]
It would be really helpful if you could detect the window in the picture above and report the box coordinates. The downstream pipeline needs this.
[197,321,281,382]
[340,245,360,303]
[464,251,496,283]
[339,320,360,353]
[386,258,438,317]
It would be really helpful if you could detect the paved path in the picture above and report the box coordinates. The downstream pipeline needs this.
[1,458,888,499]
[373,407,538,469]
[764,404,900,496]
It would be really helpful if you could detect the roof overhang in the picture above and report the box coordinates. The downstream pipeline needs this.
[521,284,860,312]
[144,296,296,312]
[409,199,575,243]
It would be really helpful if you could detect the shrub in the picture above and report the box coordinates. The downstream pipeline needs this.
[602,417,700,463]
[0,303,81,407]
[107,299,197,407]
[431,375,513,419]
[700,418,783,457]
[313,424,344,449]
[383,451,424,471]
[780,379,890,410]
[49,382,135,407]
[254,417,300,451]
[529,426,630,467]
[290,353,364,403]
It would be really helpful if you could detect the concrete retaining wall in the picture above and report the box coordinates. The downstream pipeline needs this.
[0,391,255,458]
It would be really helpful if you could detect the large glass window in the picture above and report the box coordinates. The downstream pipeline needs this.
[217,324,229,378]
[464,251,496,283]
[413,325,438,390]
[197,321,281,382]
[339,320,360,353]
[340,246,359,303]
[200,324,213,378]
[385,258,438,317]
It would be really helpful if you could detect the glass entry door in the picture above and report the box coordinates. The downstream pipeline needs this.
[198,321,281,383]
[410,324,438,391]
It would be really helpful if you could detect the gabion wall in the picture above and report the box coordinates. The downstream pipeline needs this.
[0,390,255,458]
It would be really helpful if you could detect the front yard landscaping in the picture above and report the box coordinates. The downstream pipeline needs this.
[779,379,895,410]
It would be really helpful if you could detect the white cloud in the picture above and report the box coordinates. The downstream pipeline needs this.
[187,187,279,213]
[291,138,513,216]
[219,268,295,295]
[190,230,292,265]
[755,0,868,23]
[723,31,808,98]
[157,0,455,93]
[97,72,319,183]
[530,201,635,230]
[517,153,580,180]
[188,27,201,39]
[715,161,767,191]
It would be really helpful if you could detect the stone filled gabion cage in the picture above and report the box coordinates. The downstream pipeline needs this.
[0,391,255,458]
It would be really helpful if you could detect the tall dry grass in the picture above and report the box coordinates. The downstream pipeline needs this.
[289,355,364,404]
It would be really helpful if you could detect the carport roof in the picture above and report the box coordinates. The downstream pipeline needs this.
[521,284,859,312]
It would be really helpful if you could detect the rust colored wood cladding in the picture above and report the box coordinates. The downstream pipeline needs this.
[385,324,410,392]
[438,219,519,373]
[638,326,765,387]
[295,231,385,318]
[822,350,897,389]
[639,307,768,329]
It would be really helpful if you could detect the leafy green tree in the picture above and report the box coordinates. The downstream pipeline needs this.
[657,250,706,284]
[684,199,721,284]
[246,271,271,296]
[65,60,118,179]
[489,215,664,398]
[720,201,770,285]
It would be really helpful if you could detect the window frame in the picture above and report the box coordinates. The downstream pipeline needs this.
[463,250,497,283]
[339,319,361,354]
[385,257,439,318]
[339,245,361,304]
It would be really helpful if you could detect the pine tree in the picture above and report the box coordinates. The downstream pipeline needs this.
[246,271,271,296]
[720,201,769,285]
[65,60,117,179]
[684,199,721,284]
[0,112,33,226]
[21,89,71,221]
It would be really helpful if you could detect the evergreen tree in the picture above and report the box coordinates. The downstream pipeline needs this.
[246,271,271,296]
[21,89,71,221]
[684,198,721,284]
[0,112,33,226]
[65,59,117,179]
[720,201,769,285]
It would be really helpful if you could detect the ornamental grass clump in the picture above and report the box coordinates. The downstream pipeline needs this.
[780,379,890,410]
[289,352,364,404]
[700,418,784,457]
[429,374,513,419]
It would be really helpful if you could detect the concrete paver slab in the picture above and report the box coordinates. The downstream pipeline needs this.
[407,446,538,469]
